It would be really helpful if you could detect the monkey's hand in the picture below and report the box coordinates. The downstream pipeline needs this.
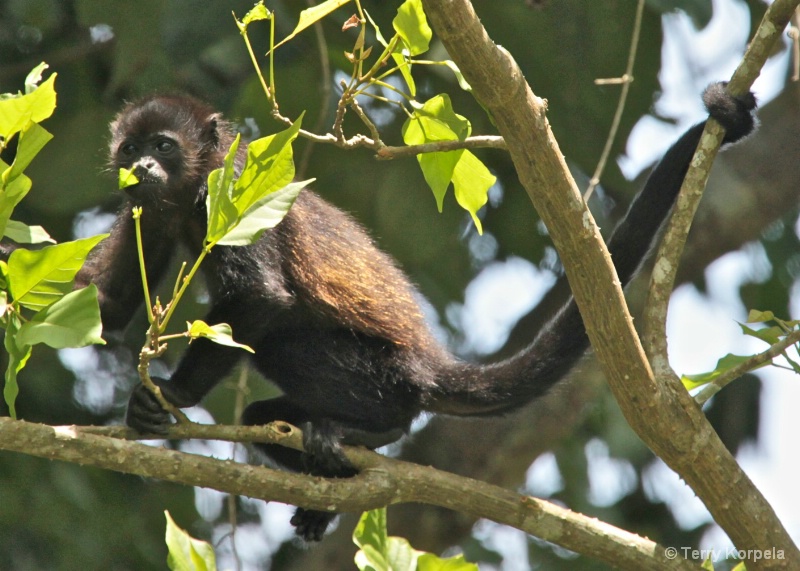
[703,82,757,144]
[125,377,196,435]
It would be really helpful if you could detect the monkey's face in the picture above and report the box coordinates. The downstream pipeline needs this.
[114,133,184,201]
[109,95,223,209]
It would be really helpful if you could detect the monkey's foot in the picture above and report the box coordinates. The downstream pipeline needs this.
[291,508,337,542]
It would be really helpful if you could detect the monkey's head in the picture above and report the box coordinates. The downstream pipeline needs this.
[109,94,231,208]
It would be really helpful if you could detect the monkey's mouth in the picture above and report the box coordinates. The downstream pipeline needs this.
[123,173,163,195]
[122,180,165,204]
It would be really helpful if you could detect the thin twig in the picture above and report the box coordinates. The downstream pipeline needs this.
[349,98,382,145]
[376,136,507,159]
[789,7,800,81]
[584,0,646,201]
[138,317,191,424]
[694,329,800,405]
[225,365,250,571]
[298,0,333,179]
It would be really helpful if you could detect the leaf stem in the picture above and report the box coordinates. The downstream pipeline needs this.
[132,207,153,324]
[694,328,800,405]
[239,13,273,105]
[159,246,210,333]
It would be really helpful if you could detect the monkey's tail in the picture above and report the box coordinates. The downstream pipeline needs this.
[424,82,757,417]
[426,300,589,416]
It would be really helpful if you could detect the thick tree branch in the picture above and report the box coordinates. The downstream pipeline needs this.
[420,0,800,568]
[0,417,697,570]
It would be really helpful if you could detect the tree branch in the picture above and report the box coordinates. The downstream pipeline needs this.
[644,0,800,371]
[0,416,697,571]
[421,0,800,568]
[374,136,507,159]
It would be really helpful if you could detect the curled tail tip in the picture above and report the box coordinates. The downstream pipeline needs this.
[702,81,758,143]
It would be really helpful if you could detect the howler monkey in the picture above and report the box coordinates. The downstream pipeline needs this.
[74,83,756,541]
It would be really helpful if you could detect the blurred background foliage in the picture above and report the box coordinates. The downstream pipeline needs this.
[1,0,798,569]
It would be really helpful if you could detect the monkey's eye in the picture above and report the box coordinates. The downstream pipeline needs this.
[120,143,137,156]
[155,140,175,154]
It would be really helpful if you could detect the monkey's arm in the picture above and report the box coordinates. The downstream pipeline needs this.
[124,340,242,434]
[75,205,176,331]
[125,292,275,433]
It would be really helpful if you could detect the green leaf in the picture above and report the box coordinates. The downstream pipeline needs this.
[118,167,140,190]
[207,118,304,247]
[272,0,353,51]
[417,552,479,571]
[354,509,390,571]
[783,352,800,375]
[416,148,463,210]
[738,322,782,345]
[234,115,303,208]
[402,95,493,232]
[24,63,50,94]
[205,134,241,246]
[354,508,388,553]
[217,180,308,246]
[0,73,57,141]
[164,511,217,571]
[384,538,417,571]
[239,1,270,28]
[393,0,432,56]
[3,314,32,419]
[355,546,388,571]
[442,60,472,92]
[7,234,108,311]
[4,220,55,244]
[0,115,54,243]
[353,508,477,571]
[16,285,105,349]
[364,10,388,48]
[747,309,775,323]
[2,120,53,184]
[187,320,254,353]
[391,52,417,97]
[0,163,32,239]
[451,150,493,234]
[402,95,470,209]
[405,96,471,144]
[681,354,760,390]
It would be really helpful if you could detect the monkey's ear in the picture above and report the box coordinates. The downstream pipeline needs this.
[204,113,223,148]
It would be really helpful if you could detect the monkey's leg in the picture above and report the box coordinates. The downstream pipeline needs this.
[243,398,351,541]
[243,397,402,541]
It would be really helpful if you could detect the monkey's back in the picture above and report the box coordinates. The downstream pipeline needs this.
[277,191,443,353]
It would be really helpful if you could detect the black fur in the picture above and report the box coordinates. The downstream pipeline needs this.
[74,84,756,541]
